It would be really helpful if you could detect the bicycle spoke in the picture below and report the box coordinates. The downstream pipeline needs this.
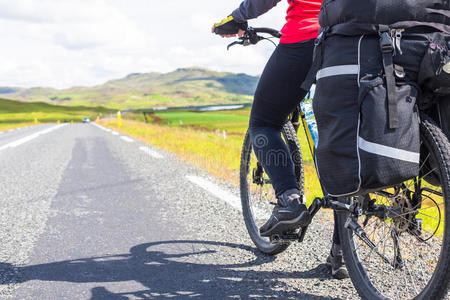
[417,211,440,221]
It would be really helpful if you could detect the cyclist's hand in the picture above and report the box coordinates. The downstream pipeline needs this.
[212,15,247,38]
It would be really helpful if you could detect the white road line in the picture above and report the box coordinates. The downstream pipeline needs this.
[186,175,242,211]
[120,136,134,143]
[139,146,163,159]
[92,123,111,132]
[186,175,270,219]
[92,124,133,142]
[0,124,66,152]
[92,123,104,130]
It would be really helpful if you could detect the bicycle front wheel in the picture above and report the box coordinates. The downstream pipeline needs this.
[239,122,304,255]
[339,115,450,300]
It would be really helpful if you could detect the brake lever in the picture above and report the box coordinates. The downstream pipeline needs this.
[227,35,262,51]
[227,40,244,50]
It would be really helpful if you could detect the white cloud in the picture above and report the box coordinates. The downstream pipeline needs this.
[0,0,288,88]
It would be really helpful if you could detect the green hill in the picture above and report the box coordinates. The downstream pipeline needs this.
[1,68,259,109]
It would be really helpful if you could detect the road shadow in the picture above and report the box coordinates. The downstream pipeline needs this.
[0,240,337,299]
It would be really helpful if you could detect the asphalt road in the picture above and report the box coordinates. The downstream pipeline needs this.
[0,123,357,299]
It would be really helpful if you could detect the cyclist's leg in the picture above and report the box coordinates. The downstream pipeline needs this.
[249,39,314,197]
[249,40,314,235]
[249,40,345,273]
[327,210,348,279]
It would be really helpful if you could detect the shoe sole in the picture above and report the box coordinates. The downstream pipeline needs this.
[331,267,349,279]
[326,256,348,279]
[260,211,312,237]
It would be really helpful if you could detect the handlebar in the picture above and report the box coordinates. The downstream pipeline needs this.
[251,27,282,38]
[226,27,281,50]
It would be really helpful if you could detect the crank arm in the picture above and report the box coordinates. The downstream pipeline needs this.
[311,196,354,213]
[270,232,301,244]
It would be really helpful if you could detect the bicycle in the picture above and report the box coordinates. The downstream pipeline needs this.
[231,27,450,300]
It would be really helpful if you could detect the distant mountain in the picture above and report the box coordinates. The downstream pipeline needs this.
[0,87,23,94]
[3,68,259,109]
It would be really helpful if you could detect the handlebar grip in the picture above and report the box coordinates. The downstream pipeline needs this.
[252,27,282,38]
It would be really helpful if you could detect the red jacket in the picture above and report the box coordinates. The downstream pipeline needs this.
[232,0,322,44]
[281,0,322,44]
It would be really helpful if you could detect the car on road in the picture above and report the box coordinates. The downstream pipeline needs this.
[82,117,90,123]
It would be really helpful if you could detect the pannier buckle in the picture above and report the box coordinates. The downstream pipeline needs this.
[315,27,329,46]
[379,32,394,54]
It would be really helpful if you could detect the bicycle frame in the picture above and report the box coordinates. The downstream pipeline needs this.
[291,100,326,195]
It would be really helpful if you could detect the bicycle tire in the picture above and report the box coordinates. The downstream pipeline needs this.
[240,121,304,255]
[339,114,450,300]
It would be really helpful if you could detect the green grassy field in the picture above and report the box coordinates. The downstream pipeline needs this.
[0,98,113,128]
[149,110,251,135]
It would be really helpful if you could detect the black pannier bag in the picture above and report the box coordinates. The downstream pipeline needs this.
[312,34,421,197]
[414,32,450,142]
[418,32,450,94]
[319,0,450,30]
[395,32,450,188]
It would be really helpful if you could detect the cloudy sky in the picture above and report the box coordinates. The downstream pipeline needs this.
[0,0,288,89]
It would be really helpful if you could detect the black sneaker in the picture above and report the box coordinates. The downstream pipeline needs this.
[326,243,349,280]
[259,198,311,237]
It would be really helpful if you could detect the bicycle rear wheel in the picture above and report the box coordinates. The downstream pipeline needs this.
[339,115,450,300]
[239,122,304,255]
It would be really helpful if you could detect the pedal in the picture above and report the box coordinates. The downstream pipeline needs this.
[269,231,301,244]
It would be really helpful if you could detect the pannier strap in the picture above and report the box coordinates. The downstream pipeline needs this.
[379,25,399,130]
[300,28,328,93]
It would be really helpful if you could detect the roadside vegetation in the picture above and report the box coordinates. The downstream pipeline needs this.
[101,109,323,204]
[0,98,111,131]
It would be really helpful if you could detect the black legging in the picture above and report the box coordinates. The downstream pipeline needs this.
[249,39,340,245]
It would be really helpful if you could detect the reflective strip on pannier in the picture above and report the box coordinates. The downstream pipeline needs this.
[316,65,359,80]
[358,137,420,163]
